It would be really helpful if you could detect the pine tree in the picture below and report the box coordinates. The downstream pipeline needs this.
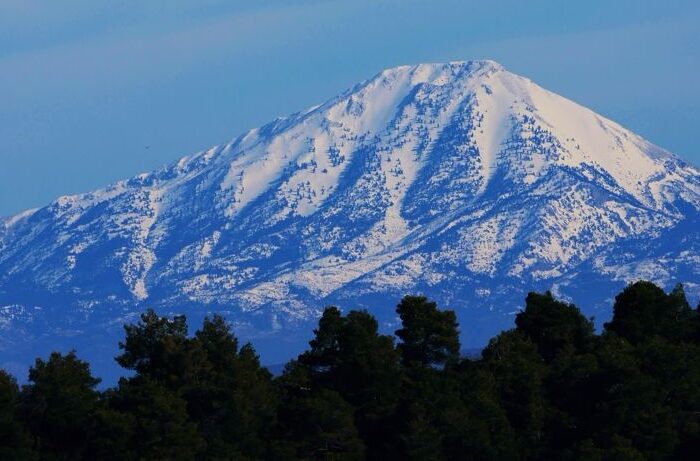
[392,296,463,459]
[187,315,276,459]
[445,361,520,460]
[482,330,547,458]
[115,309,201,390]
[271,360,365,460]
[299,307,402,459]
[0,370,35,460]
[105,376,205,460]
[395,295,460,369]
[515,291,594,362]
[20,351,100,460]
[605,281,695,343]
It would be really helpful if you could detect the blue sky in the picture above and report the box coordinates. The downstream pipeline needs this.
[1,0,698,216]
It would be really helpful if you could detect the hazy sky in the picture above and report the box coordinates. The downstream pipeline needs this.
[1,0,698,216]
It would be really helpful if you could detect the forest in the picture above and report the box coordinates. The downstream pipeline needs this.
[1,280,699,460]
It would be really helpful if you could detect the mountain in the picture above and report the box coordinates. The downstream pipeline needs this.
[2,60,699,380]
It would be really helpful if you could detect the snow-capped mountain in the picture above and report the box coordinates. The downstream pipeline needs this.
[2,60,699,379]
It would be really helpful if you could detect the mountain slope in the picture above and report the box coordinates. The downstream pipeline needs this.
[1,60,699,379]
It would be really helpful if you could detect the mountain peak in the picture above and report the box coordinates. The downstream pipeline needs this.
[375,59,505,85]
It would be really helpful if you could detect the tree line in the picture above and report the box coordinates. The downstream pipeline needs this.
[1,280,700,460]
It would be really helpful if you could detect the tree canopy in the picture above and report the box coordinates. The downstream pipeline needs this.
[3,280,699,460]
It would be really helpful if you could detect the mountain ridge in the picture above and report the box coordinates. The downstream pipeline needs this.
[1,60,699,379]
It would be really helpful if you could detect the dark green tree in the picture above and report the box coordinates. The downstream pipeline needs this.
[0,370,35,460]
[605,281,695,343]
[20,351,100,460]
[113,311,276,459]
[482,330,548,458]
[541,349,602,457]
[187,315,276,459]
[299,307,402,458]
[511,292,598,456]
[271,361,365,460]
[115,309,201,390]
[105,376,205,460]
[635,336,700,459]
[586,333,679,460]
[435,360,520,460]
[85,399,136,461]
[395,399,444,461]
[515,291,594,362]
[393,296,488,460]
[395,295,460,369]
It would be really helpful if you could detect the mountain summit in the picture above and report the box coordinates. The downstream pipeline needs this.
[2,60,699,377]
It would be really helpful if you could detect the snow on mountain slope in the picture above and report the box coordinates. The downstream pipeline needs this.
[1,60,699,380]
